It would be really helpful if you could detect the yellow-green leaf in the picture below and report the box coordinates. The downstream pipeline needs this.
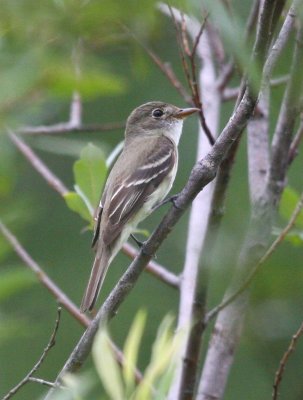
[93,328,125,400]
[123,310,147,395]
[280,187,303,228]
[64,191,92,224]
[73,143,107,209]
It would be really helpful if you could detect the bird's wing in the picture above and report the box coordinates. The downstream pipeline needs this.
[103,138,176,246]
[91,186,108,248]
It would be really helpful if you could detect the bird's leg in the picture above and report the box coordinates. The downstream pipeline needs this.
[152,194,180,212]
[130,234,144,248]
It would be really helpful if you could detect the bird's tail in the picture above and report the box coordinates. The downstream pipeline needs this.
[80,247,111,313]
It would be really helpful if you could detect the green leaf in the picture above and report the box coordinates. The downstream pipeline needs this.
[135,315,176,400]
[123,310,147,395]
[93,328,125,400]
[73,143,107,209]
[280,187,303,228]
[64,191,92,224]
[0,268,36,303]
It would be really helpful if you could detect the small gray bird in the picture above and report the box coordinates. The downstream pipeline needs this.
[80,101,199,312]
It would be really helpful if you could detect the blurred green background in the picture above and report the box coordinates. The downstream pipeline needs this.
[0,0,302,399]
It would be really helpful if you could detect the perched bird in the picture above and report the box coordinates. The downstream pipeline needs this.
[80,101,199,312]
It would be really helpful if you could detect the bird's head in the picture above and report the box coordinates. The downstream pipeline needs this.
[125,101,199,144]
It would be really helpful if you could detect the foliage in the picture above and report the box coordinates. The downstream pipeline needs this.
[278,186,303,245]
[48,311,184,400]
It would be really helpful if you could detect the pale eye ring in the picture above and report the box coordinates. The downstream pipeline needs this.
[152,108,164,118]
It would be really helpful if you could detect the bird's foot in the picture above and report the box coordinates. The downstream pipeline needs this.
[131,234,145,248]
[152,194,180,212]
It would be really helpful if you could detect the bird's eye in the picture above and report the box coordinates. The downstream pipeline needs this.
[152,109,164,118]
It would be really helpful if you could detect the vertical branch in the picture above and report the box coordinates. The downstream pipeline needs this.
[197,0,290,400]
[160,7,221,399]
[197,3,302,400]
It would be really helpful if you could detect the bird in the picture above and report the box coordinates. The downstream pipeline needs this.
[80,101,199,312]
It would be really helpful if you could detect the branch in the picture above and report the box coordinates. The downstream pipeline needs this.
[222,75,289,101]
[0,220,90,326]
[162,6,221,399]
[18,121,124,136]
[2,307,62,400]
[206,188,303,322]
[162,4,215,145]
[45,70,262,395]
[0,221,142,384]
[269,21,303,206]
[9,132,69,196]
[122,242,180,288]
[197,1,287,398]
[272,321,303,400]
[247,88,270,204]
[127,29,191,104]
[263,0,300,82]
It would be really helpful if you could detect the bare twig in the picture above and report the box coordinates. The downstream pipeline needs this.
[27,377,60,388]
[269,22,303,206]
[272,321,303,400]
[18,121,124,136]
[123,242,180,288]
[164,4,215,145]
[9,132,69,196]
[0,220,90,326]
[222,75,290,100]
[0,220,143,386]
[126,29,191,103]
[2,307,62,400]
[206,187,303,323]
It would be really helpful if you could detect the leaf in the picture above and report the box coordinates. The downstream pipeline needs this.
[273,227,303,246]
[123,310,147,395]
[64,191,92,225]
[73,143,107,209]
[0,268,36,302]
[135,315,177,400]
[93,328,125,400]
[280,187,303,228]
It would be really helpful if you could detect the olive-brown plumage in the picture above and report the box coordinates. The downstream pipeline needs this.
[80,101,198,312]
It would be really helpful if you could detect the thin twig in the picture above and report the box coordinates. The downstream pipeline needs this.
[0,220,90,326]
[27,377,60,388]
[126,28,191,103]
[9,132,69,196]
[2,307,62,400]
[206,189,303,323]
[222,75,290,101]
[123,242,180,288]
[18,121,124,136]
[0,220,143,384]
[166,4,215,145]
[272,321,303,400]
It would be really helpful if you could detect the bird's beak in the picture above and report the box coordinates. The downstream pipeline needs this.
[173,107,200,119]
